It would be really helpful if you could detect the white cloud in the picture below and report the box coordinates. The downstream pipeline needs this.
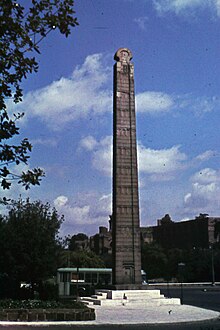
[190,96,217,114]
[136,92,219,116]
[79,133,218,185]
[184,182,219,206]
[134,16,149,30]
[80,136,188,180]
[152,0,220,17]
[80,135,189,180]
[216,0,220,16]
[54,195,68,208]
[195,150,216,162]
[79,136,98,151]
[138,143,187,180]
[193,181,217,195]
[191,168,220,184]
[31,137,58,147]
[92,136,112,176]
[18,54,112,130]
[177,95,220,115]
[136,91,174,114]
[79,135,112,176]
[54,193,111,236]
[9,50,219,131]
[184,167,220,213]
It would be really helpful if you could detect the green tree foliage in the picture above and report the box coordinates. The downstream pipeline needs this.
[141,242,220,282]
[142,242,168,279]
[214,221,220,241]
[0,198,64,295]
[0,216,7,282]
[176,248,218,282]
[0,0,78,190]
[60,250,105,269]
[166,248,183,280]
[68,233,89,251]
[213,247,220,281]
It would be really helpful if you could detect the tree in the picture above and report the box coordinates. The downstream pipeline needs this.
[142,242,168,279]
[179,248,211,282]
[68,233,89,251]
[0,198,64,296]
[0,0,78,191]
[165,248,183,280]
[214,221,220,241]
[60,250,105,269]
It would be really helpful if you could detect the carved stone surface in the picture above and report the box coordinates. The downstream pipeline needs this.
[112,48,142,285]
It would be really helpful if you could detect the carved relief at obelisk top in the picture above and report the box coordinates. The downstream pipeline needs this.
[114,48,132,63]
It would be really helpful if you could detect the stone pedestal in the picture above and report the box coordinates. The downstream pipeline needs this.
[81,289,181,307]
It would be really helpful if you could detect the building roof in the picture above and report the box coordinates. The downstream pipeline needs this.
[57,267,112,273]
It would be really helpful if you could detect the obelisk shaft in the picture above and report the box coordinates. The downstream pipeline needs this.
[112,48,142,285]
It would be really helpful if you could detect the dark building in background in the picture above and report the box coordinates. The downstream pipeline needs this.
[90,226,112,256]
[89,214,220,258]
[90,224,112,268]
[141,214,220,249]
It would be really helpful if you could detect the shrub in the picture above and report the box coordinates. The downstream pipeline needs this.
[0,299,86,310]
[38,283,58,301]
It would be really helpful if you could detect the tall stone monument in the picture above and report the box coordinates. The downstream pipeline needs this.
[112,48,142,286]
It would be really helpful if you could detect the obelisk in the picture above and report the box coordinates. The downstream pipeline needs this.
[112,48,142,286]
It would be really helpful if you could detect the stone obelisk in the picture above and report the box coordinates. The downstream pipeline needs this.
[112,48,142,286]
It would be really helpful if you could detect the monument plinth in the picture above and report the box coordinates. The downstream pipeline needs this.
[112,48,142,286]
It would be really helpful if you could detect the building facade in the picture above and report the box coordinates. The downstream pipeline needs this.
[141,214,220,249]
[90,215,220,256]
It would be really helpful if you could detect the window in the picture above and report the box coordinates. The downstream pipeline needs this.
[91,273,97,284]
[60,272,70,283]
[99,273,111,285]
[85,273,91,283]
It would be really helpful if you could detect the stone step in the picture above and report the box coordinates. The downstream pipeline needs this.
[95,291,108,298]
[159,298,181,305]
[93,298,176,307]
[95,289,111,295]
[91,294,107,300]
[96,289,165,300]
[81,300,94,306]
[86,289,181,307]
[106,290,162,300]
[80,297,101,304]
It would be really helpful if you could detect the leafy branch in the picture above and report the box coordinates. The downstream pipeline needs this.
[0,0,78,190]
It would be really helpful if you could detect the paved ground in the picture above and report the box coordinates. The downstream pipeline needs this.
[0,303,219,328]
[88,304,220,325]
[158,285,220,312]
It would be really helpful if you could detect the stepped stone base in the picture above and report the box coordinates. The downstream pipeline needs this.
[81,289,181,307]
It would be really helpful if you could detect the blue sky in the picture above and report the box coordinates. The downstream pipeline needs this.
[5,0,220,236]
